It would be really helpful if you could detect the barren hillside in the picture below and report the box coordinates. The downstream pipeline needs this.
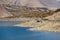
[0,0,60,32]
[0,0,59,18]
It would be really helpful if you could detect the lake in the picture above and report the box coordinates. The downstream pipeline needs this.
[0,21,24,26]
[0,26,60,40]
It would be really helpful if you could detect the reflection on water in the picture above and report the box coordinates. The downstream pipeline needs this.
[0,26,60,40]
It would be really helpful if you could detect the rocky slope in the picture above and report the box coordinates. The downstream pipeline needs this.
[0,5,13,18]
[0,0,60,32]
[0,4,54,18]
[15,12,60,32]
[0,0,59,18]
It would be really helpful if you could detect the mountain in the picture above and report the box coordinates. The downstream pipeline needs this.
[0,5,13,18]
[0,0,60,8]
[0,0,45,7]
[0,0,59,18]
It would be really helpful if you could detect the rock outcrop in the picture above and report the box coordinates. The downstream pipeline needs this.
[0,5,13,18]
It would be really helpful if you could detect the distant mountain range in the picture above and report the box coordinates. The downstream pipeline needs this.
[0,0,59,18]
[0,0,60,8]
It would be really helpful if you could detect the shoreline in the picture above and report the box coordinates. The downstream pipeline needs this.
[15,12,60,32]
[0,17,60,32]
[15,20,60,32]
[0,12,60,32]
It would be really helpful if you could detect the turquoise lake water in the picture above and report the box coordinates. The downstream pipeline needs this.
[0,26,60,40]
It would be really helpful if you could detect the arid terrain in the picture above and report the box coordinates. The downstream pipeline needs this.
[0,0,60,32]
[0,4,59,32]
[15,12,60,32]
